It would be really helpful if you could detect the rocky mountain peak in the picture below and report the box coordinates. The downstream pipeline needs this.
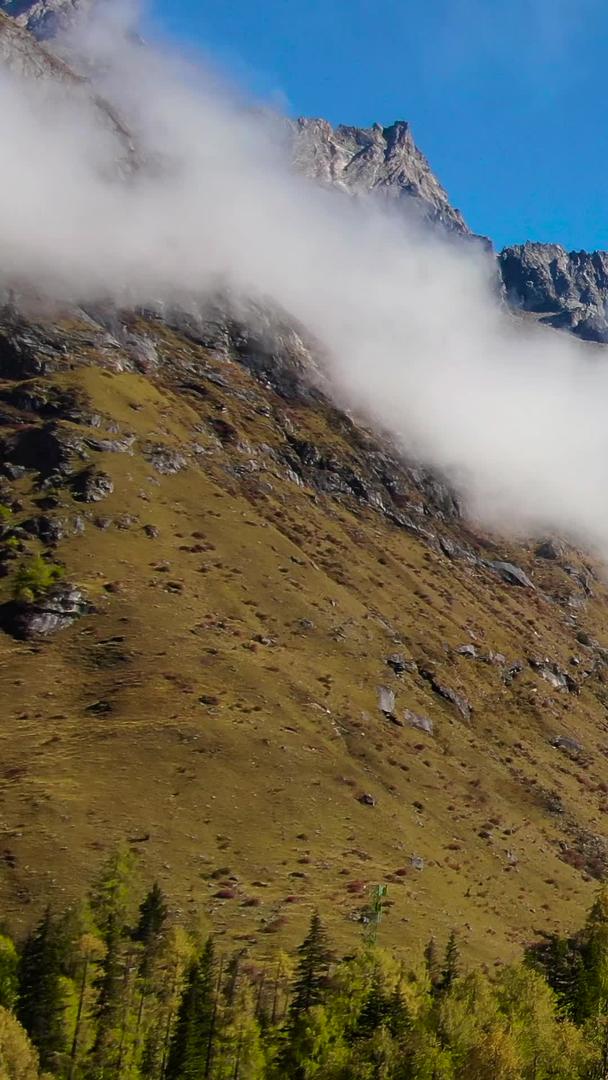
[291,116,467,233]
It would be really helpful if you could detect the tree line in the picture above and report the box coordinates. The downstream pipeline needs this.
[2,847,608,1078]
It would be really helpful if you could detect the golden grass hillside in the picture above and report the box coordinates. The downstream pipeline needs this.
[0,304,606,967]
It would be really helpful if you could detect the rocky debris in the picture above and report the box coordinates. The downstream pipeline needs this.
[420,669,471,721]
[535,538,565,561]
[558,826,608,880]
[537,787,565,816]
[456,644,477,658]
[405,709,434,735]
[358,793,377,807]
[386,653,417,675]
[0,582,88,638]
[2,423,85,479]
[500,242,608,344]
[564,565,594,597]
[84,435,135,454]
[72,467,113,503]
[550,734,583,755]
[487,560,534,588]
[410,854,425,871]
[529,658,578,693]
[20,514,64,545]
[377,685,396,717]
[291,118,468,234]
[143,524,159,539]
[145,446,187,475]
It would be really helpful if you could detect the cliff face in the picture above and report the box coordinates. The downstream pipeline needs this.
[291,118,468,233]
[499,242,608,343]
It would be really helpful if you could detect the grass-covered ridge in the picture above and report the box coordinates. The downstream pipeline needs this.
[0,306,607,966]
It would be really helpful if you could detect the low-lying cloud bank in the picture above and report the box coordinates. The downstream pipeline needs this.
[1,2,608,551]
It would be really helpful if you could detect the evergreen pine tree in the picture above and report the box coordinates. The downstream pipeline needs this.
[289,912,332,1020]
[424,936,441,994]
[165,938,217,1080]
[356,971,392,1038]
[440,930,461,993]
[131,883,169,1069]
[17,908,67,1072]
[387,981,410,1039]
[89,913,130,1079]
[133,884,168,960]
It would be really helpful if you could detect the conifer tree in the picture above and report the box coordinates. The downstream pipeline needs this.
[133,883,168,964]
[17,908,67,1072]
[89,913,130,1079]
[165,938,217,1080]
[440,929,461,993]
[424,936,442,994]
[289,912,332,1020]
[356,971,392,1038]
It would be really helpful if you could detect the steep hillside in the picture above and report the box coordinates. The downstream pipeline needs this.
[0,300,607,966]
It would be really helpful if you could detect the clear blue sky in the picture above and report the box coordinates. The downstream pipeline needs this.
[147,0,608,252]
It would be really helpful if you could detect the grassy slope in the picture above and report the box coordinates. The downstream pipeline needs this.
[0,313,607,967]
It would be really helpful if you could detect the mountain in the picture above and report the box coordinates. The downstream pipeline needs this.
[0,0,87,39]
[291,117,468,233]
[1,5,608,964]
[0,298,606,962]
[499,242,608,344]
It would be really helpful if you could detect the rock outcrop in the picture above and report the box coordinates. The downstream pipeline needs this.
[0,0,87,39]
[499,242,608,343]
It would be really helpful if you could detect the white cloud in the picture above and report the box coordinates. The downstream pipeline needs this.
[2,3,608,552]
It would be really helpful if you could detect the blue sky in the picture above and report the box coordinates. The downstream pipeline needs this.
[147,0,608,252]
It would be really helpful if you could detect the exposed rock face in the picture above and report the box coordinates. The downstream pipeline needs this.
[0,0,87,40]
[1,582,88,638]
[291,118,468,234]
[499,242,608,343]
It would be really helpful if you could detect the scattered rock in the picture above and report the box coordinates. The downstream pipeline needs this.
[146,446,187,475]
[358,793,377,807]
[456,644,477,658]
[143,524,160,539]
[72,468,114,503]
[386,653,417,674]
[20,515,64,546]
[535,538,565,560]
[0,583,88,639]
[405,709,434,735]
[410,854,425,871]
[420,669,471,721]
[550,734,583,755]
[529,658,578,693]
[377,685,396,717]
[487,560,534,588]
